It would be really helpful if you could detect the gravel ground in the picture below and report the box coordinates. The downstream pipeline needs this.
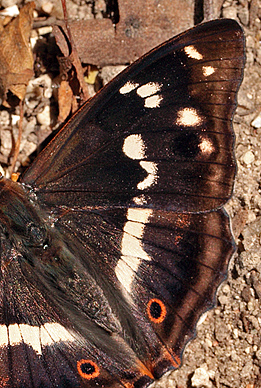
[155,2,261,387]
[0,1,260,387]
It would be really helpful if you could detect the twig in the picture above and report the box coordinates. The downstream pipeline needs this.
[10,100,24,175]
[61,0,89,102]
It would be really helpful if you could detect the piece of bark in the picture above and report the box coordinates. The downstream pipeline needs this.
[54,0,194,67]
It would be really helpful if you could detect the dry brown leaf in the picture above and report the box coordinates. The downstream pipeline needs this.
[58,80,73,123]
[0,2,35,106]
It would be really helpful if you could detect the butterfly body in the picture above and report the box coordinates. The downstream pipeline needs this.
[0,19,244,388]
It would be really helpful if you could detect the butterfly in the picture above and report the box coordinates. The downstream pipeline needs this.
[0,18,245,388]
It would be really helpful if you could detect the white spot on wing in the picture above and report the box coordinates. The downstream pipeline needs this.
[123,220,144,237]
[137,161,158,190]
[8,323,21,346]
[176,108,203,127]
[20,324,41,355]
[202,66,215,77]
[123,134,145,160]
[119,81,139,94]
[115,208,153,293]
[184,45,203,60]
[137,82,162,98]
[199,137,214,156]
[133,195,147,205]
[123,135,158,190]
[135,82,163,109]
[0,325,8,346]
[144,94,163,108]
[121,233,150,260]
[127,207,152,223]
[43,322,75,343]
[40,324,54,347]
[0,323,76,355]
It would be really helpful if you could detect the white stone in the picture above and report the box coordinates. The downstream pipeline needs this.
[27,74,53,99]
[11,115,20,126]
[37,105,51,126]
[0,165,5,177]
[222,284,230,294]
[38,26,53,36]
[251,114,261,128]
[0,4,19,16]
[242,150,255,165]
[232,328,239,339]
[205,338,213,347]
[191,365,213,388]
[41,1,54,14]
[1,0,18,8]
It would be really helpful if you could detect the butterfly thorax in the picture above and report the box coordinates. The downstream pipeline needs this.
[0,176,122,336]
[0,176,47,249]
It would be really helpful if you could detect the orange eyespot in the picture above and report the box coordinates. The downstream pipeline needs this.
[147,298,167,323]
[77,359,100,380]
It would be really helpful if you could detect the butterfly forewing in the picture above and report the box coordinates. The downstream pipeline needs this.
[22,19,244,213]
[0,19,244,388]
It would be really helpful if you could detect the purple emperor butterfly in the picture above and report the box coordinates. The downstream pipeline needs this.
[0,18,245,388]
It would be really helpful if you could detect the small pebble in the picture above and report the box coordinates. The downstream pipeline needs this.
[232,328,239,339]
[23,141,37,158]
[191,366,213,388]
[251,113,261,128]
[255,348,261,360]
[1,0,17,8]
[38,26,53,36]
[0,165,5,176]
[11,115,20,126]
[1,130,12,152]
[205,338,213,347]
[41,1,54,14]
[238,7,249,25]
[100,66,127,85]
[0,110,10,127]
[222,6,237,19]
[242,150,255,165]
[0,4,19,16]
[37,105,51,126]
[197,311,208,326]
[27,74,53,99]
[222,284,230,294]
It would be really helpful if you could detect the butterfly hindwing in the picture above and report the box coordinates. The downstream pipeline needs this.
[51,206,235,378]
[0,204,235,387]
[0,238,149,387]
[0,18,245,388]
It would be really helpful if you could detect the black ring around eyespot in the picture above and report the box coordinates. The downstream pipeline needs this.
[77,359,100,380]
[147,298,167,323]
